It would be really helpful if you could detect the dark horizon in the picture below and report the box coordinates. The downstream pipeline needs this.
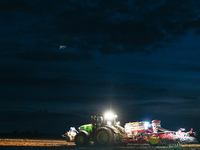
[1,0,200,134]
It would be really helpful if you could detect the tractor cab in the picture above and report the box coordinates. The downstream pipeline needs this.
[91,112,118,128]
[91,114,104,129]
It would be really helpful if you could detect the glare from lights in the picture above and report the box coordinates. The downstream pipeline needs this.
[116,121,120,125]
[104,111,117,120]
[144,122,150,129]
[59,45,66,49]
[107,121,111,125]
[180,128,185,131]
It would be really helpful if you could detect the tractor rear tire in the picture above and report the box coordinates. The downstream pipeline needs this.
[95,127,115,146]
[75,131,89,146]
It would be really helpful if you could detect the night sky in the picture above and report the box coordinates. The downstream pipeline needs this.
[1,0,200,134]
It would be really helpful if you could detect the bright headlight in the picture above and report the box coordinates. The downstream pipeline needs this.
[104,111,117,120]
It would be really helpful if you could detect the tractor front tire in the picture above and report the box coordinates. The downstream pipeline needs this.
[95,127,114,146]
[75,131,89,146]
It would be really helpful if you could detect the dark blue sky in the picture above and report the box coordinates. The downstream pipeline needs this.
[1,0,200,133]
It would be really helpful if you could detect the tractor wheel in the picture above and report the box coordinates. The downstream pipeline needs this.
[95,127,114,146]
[75,131,89,146]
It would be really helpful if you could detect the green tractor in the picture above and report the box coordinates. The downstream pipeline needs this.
[63,112,128,146]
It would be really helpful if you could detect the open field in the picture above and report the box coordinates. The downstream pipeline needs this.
[0,139,72,146]
[0,139,200,150]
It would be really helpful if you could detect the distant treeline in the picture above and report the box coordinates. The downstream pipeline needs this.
[0,130,63,140]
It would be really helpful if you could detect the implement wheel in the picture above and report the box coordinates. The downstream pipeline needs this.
[75,131,89,146]
[65,135,74,142]
[95,127,114,146]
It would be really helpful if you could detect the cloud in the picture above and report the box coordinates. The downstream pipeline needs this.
[0,0,33,13]
[1,0,200,63]
[15,51,93,62]
[43,0,200,55]
[0,76,83,87]
[133,98,200,117]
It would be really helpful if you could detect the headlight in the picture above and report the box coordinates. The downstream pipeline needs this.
[104,111,117,120]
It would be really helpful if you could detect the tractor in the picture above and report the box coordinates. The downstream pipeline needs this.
[62,111,198,146]
[62,112,128,146]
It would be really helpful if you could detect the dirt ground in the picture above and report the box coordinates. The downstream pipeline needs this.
[0,139,200,150]
[0,139,72,146]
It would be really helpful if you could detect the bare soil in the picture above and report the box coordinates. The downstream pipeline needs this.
[0,139,73,146]
[0,139,200,150]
